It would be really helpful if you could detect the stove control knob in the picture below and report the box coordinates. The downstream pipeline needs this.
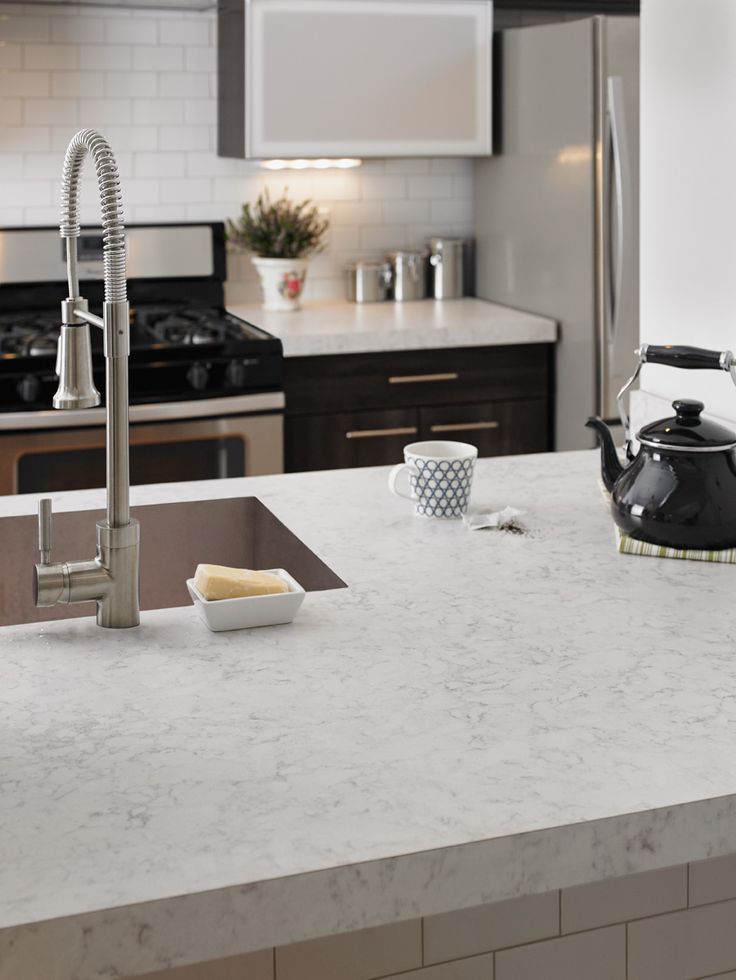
[225,360,247,388]
[17,374,41,404]
[187,362,209,391]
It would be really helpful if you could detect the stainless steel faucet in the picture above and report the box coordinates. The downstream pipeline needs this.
[34,129,140,629]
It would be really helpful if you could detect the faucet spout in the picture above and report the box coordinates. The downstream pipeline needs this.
[36,129,140,629]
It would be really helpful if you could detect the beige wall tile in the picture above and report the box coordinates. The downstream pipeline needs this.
[275,920,421,980]
[424,891,559,965]
[628,898,736,980]
[690,853,736,907]
[130,948,273,980]
[561,864,687,933]
[383,953,493,980]
[495,925,625,980]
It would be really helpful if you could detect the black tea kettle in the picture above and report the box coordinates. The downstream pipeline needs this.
[587,344,736,550]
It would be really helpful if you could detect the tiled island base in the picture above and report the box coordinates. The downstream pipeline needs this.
[129,853,736,980]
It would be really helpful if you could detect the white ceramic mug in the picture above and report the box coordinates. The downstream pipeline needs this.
[388,440,478,518]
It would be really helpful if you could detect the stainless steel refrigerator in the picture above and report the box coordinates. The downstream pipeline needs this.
[474,15,639,451]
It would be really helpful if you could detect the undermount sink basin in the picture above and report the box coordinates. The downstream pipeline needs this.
[0,497,347,628]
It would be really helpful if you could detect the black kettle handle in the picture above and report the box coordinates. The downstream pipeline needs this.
[641,344,731,371]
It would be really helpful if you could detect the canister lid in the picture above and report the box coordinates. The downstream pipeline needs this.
[346,259,389,271]
[427,237,465,253]
[637,399,736,451]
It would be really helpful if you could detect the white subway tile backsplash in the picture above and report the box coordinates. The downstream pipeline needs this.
[160,178,211,203]
[75,124,158,153]
[408,175,455,199]
[360,224,408,251]
[159,124,208,151]
[24,98,77,125]
[84,44,131,72]
[2,2,474,296]
[0,179,51,207]
[134,152,186,178]
[3,69,49,97]
[158,19,206,46]
[52,71,106,98]
[361,175,408,200]
[184,100,216,126]
[0,13,49,42]
[51,15,104,44]
[0,99,23,125]
[133,99,184,125]
[103,18,157,45]
[159,71,209,99]
[185,45,216,72]
[0,42,22,68]
[104,72,157,99]
[3,154,24,178]
[23,41,76,70]
[4,124,50,151]
[78,98,132,126]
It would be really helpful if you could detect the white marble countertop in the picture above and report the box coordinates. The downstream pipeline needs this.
[2,451,736,980]
[226,297,557,357]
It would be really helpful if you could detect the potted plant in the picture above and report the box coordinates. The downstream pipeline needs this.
[226,189,329,312]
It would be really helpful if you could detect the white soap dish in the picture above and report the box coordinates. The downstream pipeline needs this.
[186,569,305,632]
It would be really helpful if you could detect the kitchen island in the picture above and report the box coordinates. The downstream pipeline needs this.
[1,451,736,980]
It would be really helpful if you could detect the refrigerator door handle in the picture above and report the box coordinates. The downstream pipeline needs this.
[607,76,630,350]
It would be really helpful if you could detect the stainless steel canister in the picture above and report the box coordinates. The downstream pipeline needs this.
[427,237,465,299]
[346,260,392,303]
[387,250,428,302]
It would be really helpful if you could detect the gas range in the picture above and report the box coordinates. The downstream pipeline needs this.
[0,222,284,492]
[0,222,282,417]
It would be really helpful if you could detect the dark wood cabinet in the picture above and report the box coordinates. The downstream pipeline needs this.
[284,344,553,473]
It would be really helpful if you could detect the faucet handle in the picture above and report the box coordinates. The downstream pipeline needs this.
[38,498,52,565]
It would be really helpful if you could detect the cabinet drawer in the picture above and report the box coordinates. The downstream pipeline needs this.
[284,345,551,415]
[285,407,418,472]
[419,399,549,457]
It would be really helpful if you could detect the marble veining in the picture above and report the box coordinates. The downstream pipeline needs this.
[226,297,557,357]
[1,451,736,979]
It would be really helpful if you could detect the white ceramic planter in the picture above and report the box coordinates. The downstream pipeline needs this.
[252,256,309,311]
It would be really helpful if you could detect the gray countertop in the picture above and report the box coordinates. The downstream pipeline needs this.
[227,297,557,357]
[1,451,735,979]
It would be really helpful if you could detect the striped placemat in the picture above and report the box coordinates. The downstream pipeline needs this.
[598,483,736,564]
[613,523,736,563]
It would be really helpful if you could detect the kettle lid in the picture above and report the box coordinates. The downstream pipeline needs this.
[637,399,736,451]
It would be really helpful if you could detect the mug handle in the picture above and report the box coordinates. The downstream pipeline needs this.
[388,462,417,500]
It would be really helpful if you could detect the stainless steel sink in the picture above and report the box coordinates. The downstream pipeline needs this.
[0,497,346,628]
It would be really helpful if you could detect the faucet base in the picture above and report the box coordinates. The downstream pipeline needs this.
[96,519,140,629]
[33,518,140,629]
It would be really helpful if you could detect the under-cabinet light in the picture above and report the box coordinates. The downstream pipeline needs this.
[259,158,362,171]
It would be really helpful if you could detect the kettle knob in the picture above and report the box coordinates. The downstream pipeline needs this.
[673,399,704,421]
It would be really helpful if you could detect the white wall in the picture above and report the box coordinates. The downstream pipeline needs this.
[639,0,736,422]
[0,3,474,304]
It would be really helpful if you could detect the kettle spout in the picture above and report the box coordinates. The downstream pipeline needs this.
[586,417,624,492]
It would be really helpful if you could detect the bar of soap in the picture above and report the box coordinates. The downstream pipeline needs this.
[193,564,289,600]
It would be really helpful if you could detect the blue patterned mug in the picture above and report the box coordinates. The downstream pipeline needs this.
[388,441,477,518]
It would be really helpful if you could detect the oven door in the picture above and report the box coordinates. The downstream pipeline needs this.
[0,407,283,495]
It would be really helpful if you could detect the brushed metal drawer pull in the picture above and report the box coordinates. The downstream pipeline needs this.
[345,426,418,440]
[388,372,459,384]
[430,421,500,433]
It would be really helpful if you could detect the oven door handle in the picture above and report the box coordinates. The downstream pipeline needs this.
[0,392,286,431]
